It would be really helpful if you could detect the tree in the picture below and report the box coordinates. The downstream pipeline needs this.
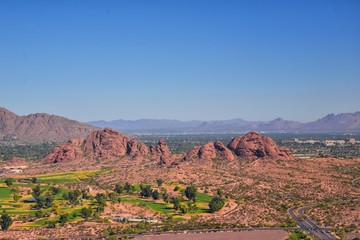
[65,190,81,205]
[171,196,182,210]
[13,194,21,202]
[81,189,90,200]
[0,214,13,231]
[31,177,38,183]
[10,187,21,202]
[95,193,107,212]
[140,184,152,198]
[161,189,169,203]
[81,207,93,219]
[35,196,53,209]
[4,178,14,187]
[217,188,223,198]
[156,179,163,187]
[152,190,159,200]
[185,185,197,201]
[52,200,61,215]
[59,213,69,226]
[32,184,42,198]
[114,184,124,194]
[50,186,60,195]
[208,196,225,213]
[124,182,132,192]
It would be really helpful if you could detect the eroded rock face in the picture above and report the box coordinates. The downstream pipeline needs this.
[214,141,235,161]
[83,128,149,160]
[150,139,173,165]
[184,141,234,161]
[44,139,83,163]
[44,128,150,163]
[228,131,292,160]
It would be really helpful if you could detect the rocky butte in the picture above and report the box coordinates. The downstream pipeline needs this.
[44,128,172,164]
[44,129,292,164]
[227,131,292,160]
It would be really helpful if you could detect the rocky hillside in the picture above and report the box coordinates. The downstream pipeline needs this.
[45,129,292,164]
[184,141,235,161]
[0,107,98,142]
[44,128,172,164]
[228,132,292,160]
[184,132,292,161]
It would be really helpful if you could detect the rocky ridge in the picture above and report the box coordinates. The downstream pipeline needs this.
[44,128,171,164]
[44,129,292,164]
[0,107,97,142]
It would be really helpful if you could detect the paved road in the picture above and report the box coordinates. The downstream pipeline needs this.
[288,206,336,240]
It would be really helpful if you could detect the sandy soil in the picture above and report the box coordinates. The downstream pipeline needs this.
[135,230,288,240]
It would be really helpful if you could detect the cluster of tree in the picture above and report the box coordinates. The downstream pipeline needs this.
[0,142,56,161]
[114,182,136,194]
[95,193,107,212]
[31,185,54,209]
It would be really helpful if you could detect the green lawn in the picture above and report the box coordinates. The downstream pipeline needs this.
[0,186,11,199]
[122,196,174,214]
[35,168,111,184]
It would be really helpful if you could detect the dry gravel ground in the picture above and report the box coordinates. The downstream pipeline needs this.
[134,230,288,240]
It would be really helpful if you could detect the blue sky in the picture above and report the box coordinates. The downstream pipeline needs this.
[1,0,359,122]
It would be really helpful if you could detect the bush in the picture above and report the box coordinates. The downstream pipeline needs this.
[156,179,163,187]
[152,190,159,200]
[81,207,93,219]
[4,179,14,187]
[185,185,197,201]
[140,184,152,198]
[209,196,225,213]
[0,214,13,231]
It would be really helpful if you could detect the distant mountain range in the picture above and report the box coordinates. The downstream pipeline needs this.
[1,106,359,143]
[89,112,360,134]
[0,107,97,142]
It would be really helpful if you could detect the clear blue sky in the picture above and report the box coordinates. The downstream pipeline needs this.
[1,0,359,122]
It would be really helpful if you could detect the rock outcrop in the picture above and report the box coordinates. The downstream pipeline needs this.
[150,139,173,165]
[214,141,235,161]
[83,128,148,160]
[184,141,234,161]
[44,139,83,163]
[44,128,149,163]
[228,131,292,160]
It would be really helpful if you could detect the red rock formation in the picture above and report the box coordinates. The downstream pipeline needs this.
[183,146,201,161]
[214,141,235,161]
[228,131,292,160]
[184,141,234,161]
[44,139,83,163]
[150,139,173,165]
[83,128,148,160]
[44,128,150,163]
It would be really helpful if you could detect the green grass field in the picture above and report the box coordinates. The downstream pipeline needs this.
[0,168,217,229]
